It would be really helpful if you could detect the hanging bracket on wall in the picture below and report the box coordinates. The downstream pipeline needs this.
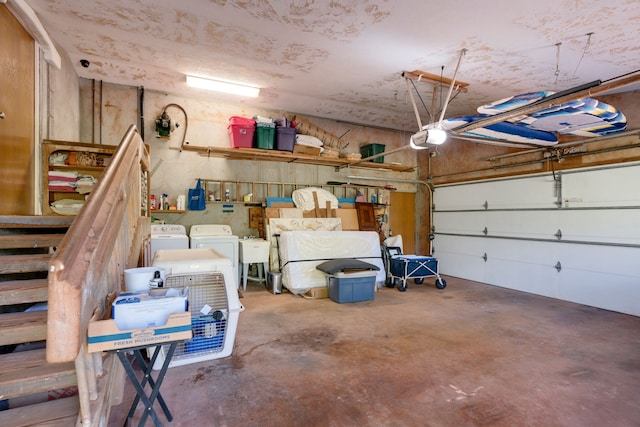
[482,227,488,236]
[555,229,563,240]
[482,253,488,262]
[555,261,562,272]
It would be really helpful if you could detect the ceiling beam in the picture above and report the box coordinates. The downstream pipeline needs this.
[402,70,470,93]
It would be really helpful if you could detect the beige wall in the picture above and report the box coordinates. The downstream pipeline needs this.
[33,40,80,213]
[74,81,420,237]
[44,46,81,142]
[43,71,640,253]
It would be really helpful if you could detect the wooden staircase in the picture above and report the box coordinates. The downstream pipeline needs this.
[0,126,150,426]
[0,215,79,426]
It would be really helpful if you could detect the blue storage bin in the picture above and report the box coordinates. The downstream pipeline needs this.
[327,273,376,303]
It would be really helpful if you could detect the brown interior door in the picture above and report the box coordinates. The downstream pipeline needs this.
[389,192,416,254]
[0,5,36,215]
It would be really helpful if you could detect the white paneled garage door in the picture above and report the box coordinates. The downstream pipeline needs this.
[433,163,640,316]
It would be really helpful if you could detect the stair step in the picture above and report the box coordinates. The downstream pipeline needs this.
[0,310,47,346]
[0,394,79,427]
[0,215,74,229]
[0,348,76,401]
[0,253,51,275]
[0,279,48,305]
[0,217,78,426]
[0,234,64,250]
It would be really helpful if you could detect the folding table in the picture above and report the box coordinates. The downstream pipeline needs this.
[110,339,183,427]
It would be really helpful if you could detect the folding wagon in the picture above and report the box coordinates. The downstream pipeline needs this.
[384,246,447,292]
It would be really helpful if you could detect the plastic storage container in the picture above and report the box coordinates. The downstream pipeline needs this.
[228,116,256,148]
[275,117,290,128]
[255,123,276,149]
[276,127,296,152]
[327,271,376,303]
[360,143,385,163]
[124,267,165,292]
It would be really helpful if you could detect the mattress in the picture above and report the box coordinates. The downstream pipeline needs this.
[278,231,385,294]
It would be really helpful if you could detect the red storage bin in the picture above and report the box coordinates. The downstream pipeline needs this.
[229,116,255,126]
[228,117,256,148]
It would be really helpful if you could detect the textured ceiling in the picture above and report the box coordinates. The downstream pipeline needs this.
[25,0,640,132]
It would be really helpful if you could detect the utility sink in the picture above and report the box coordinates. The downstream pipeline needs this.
[239,239,270,291]
[239,239,270,263]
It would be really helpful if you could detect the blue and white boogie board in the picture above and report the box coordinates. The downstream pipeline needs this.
[477,91,554,115]
[441,115,559,146]
[443,91,628,146]
[519,98,627,137]
[478,91,628,138]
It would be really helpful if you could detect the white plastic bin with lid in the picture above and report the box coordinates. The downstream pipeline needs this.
[148,248,244,369]
[124,267,166,292]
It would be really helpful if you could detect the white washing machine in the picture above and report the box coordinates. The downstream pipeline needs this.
[149,224,189,264]
[189,224,239,288]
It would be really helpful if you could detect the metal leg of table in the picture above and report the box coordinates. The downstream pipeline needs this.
[116,342,178,427]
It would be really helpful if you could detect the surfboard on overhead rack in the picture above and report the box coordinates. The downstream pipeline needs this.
[441,115,559,146]
[478,91,628,137]
[443,91,628,146]
[477,91,554,115]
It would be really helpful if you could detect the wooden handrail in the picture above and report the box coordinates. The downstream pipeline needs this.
[46,125,150,363]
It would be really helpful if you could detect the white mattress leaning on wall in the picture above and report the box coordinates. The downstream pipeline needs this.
[277,230,386,294]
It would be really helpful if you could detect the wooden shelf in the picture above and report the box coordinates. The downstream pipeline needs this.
[42,140,116,216]
[151,210,185,214]
[47,164,107,172]
[188,145,415,173]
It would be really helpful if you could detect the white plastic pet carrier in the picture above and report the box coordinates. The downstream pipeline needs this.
[149,248,244,369]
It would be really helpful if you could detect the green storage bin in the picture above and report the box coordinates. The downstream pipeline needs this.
[360,143,385,163]
[255,124,275,150]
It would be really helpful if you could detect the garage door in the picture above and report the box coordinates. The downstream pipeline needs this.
[433,163,640,316]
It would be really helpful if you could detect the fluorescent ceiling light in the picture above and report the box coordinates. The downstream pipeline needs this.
[410,127,447,149]
[186,75,260,97]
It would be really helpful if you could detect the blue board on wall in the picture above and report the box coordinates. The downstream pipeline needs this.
[443,91,628,146]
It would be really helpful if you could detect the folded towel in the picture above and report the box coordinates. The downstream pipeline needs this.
[48,171,78,182]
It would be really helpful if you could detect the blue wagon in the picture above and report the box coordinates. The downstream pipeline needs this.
[384,246,446,292]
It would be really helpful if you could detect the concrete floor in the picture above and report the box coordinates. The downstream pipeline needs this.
[109,276,640,427]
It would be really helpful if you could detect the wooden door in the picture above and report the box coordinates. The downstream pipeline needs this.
[0,5,35,214]
[389,192,416,254]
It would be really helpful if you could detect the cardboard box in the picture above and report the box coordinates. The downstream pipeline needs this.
[302,287,328,299]
[111,288,188,330]
[293,145,321,156]
[335,208,359,230]
[87,311,192,353]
